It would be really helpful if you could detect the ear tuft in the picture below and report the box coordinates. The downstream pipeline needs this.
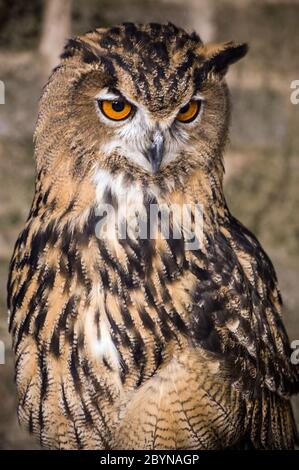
[199,41,249,78]
[213,42,248,74]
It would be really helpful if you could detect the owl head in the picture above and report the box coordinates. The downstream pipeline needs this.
[34,23,247,211]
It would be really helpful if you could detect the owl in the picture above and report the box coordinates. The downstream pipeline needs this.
[7,23,299,450]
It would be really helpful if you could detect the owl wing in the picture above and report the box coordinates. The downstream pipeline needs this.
[189,215,299,448]
[225,216,299,396]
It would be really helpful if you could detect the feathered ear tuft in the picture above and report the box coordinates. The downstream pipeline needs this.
[198,42,248,78]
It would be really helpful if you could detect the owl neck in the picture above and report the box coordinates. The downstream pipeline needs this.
[32,161,228,248]
[92,163,228,246]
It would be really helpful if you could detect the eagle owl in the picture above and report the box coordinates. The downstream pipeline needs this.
[8,23,299,450]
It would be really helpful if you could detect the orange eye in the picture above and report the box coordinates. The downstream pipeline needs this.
[99,99,133,121]
[176,100,201,123]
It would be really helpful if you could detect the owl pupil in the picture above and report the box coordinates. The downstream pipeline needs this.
[180,103,190,114]
[112,100,125,112]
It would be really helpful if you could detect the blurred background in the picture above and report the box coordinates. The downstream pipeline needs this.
[0,0,298,449]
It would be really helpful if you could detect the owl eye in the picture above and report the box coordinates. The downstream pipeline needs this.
[176,100,201,123]
[99,99,133,121]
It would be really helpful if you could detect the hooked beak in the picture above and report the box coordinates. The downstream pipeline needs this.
[146,131,164,174]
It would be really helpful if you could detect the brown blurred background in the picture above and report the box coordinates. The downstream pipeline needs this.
[0,0,298,449]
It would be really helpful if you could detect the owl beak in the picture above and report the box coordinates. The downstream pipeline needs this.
[147,131,164,174]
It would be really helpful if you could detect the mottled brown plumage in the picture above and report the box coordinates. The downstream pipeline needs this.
[8,23,299,449]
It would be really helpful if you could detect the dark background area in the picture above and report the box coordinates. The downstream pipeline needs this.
[0,0,298,449]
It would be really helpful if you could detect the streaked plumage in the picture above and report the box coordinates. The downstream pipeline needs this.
[7,23,299,449]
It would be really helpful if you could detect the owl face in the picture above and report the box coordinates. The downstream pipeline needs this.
[35,23,247,195]
[94,82,207,173]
